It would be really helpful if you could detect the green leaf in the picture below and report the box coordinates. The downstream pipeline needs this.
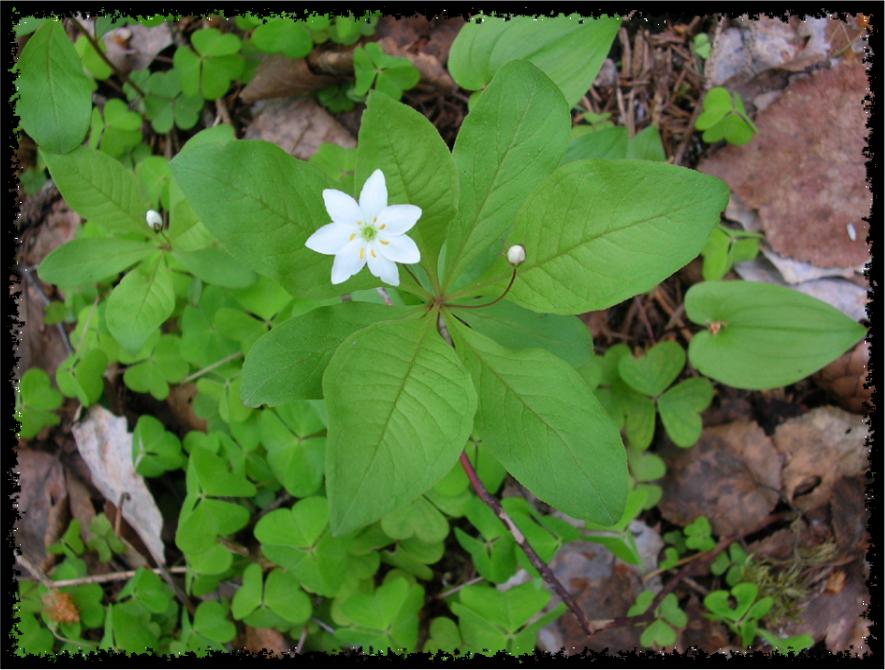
[627,589,655,616]
[610,380,656,451]
[43,147,151,236]
[618,341,685,397]
[132,415,185,477]
[171,247,256,288]
[701,227,731,281]
[74,34,112,80]
[171,139,377,298]
[193,601,236,644]
[640,619,676,648]
[241,303,416,406]
[38,238,155,288]
[259,407,325,497]
[106,254,175,353]
[16,368,63,438]
[448,15,620,107]
[500,160,729,314]
[381,497,449,545]
[452,300,593,369]
[323,316,477,535]
[56,349,107,406]
[685,281,866,389]
[627,125,667,161]
[424,617,462,654]
[174,29,243,100]
[562,126,627,162]
[264,569,312,624]
[231,563,262,620]
[123,334,189,401]
[251,19,312,58]
[443,60,571,292]
[355,91,457,280]
[16,21,93,153]
[658,377,714,447]
[449,317,627,525]
[628,448,666,482]
[657,593,688,629]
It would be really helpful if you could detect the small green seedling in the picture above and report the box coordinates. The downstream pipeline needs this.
[695,87,757,145]
[350,42,420,102]
[628,591,688,648]
[701,224,762,280]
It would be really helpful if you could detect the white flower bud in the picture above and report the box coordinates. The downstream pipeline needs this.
[146,209,162,231]
[506,244,526,266]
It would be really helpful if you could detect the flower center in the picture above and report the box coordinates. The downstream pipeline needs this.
[360,225,378,242]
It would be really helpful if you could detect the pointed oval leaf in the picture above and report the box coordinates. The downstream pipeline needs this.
[323,316,477,535]
[443,60,571,292]
[449,317,627,525]
[241,303,417,407]
[355,91,458,280]
[497,160,728,314]
[685,281,867,390]
[43,147,152,236]
[16,21,93,153]
[106,255,175,353]
[170,139,378,299]
[39,238,156,288]
[448,15,620,108]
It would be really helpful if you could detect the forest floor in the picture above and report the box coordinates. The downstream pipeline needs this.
[12,12,874,658]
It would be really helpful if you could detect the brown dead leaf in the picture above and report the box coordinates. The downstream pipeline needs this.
[103,23,173,73]
[71,407,166,566]
[14,275,70,379]
[241,56,337,102]
[829,477,868,556]
[659,421,782,537]
[814,341,871,414]
[782,558,870,655]
[772,406,868,512]
[21,199,80,268]
[680,596,731,653]
[65,468,96,536]
[166,382,207,433]
[242,627,290,656]
[244,96,356,159]
[14,448,68,570]
[700,61,870,269]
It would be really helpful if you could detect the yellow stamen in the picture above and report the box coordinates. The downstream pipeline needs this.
[380,240,389,245]
[359,247,365,260]
[371,249,377,258]
[349,233,356,241]
[379,224,386,230]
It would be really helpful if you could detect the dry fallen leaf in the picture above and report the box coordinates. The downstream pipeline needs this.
[71,406,166,566]
[659,420,782,537]
[243,97,355,160]
[14,448,68,570]
[700,61,871,269]
[241,627,290,656]
[814,342,871,414]
[103,23,173,74]
[240,55,337,102]
[772,406,868,512]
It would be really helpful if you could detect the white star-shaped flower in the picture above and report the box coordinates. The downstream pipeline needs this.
[305,169,421,287]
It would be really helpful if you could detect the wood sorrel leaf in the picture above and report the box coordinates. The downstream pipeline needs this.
[618,341,685,397]
[16,20,93,153]
[500,159,729,314]
[657,377,714,447]
[106,254,175,353]
[443,60,571,292]
[39,238,156,289]
[43,147,152,237]
[323,315,477,535]
[355,91,458,283]
[685,281,866,390]
[448,15,620,108]
[170,139,377,299]
[448,317,627,526]
[241,303,418,407]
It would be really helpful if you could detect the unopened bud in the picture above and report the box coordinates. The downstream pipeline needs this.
[146,209,162,231]
[506,244,526,266]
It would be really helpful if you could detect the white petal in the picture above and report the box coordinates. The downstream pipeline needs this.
[305,222,356,255]
[367,246,400,286]
[379,234,420,264]
[359,169,388,220]
[330,239,366,284]
[323,189,363,224]
[375,204,422,235]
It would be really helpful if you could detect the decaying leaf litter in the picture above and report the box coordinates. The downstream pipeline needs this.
[12,12,872,657]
